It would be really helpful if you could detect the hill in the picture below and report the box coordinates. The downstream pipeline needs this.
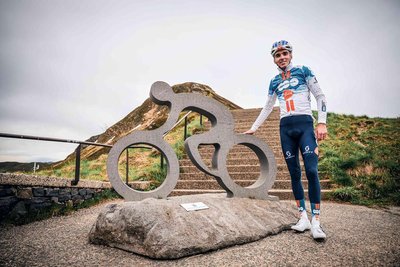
[57,82,242,164]
[0,162,52,173]
[27,82,242,182]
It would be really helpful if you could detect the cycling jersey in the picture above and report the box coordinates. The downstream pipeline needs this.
[251,63,327,131]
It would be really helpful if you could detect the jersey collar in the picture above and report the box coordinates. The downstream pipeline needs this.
[278,63,293,74]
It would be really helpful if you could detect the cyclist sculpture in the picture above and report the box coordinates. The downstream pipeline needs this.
[107,81,277,201]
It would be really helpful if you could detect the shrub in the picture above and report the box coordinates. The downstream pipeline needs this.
[330,187,361,202]
[173,139,185,160]
[332,170,354,187]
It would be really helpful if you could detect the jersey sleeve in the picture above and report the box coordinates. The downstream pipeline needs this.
[302,66,315,82]
[250,80,277,131]
[304,66,327,124]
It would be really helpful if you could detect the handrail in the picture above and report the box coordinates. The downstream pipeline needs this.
[163,111,192,137]
[0,132,114,185]
[0,132,113,147]
[0,110,195,148]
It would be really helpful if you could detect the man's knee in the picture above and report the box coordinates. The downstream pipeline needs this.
[285,158,301,173]
[305,167,318,181]
[303,154,319,181]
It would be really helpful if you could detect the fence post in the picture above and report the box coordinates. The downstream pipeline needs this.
[160,153,164,170]
[184,116,188,140]
[200,114,203,126]
[72,144,81,185]
[126,148,129,185]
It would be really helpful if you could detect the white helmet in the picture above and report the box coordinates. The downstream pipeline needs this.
[271,40,293,56]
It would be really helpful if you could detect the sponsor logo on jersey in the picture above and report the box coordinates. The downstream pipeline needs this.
[277,78,299,92]
[322,101,326,112]
[284,90,295,111]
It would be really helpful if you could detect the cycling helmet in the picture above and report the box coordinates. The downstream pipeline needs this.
[271,40,293,56]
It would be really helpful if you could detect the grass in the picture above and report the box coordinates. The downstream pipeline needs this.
[315,111,400,206]
[33,155,108,182]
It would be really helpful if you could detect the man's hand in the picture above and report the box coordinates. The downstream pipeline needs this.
[243,129,255,135]
[315,123,328,140]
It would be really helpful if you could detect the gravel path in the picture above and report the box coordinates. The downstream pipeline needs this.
[1,199,399,267]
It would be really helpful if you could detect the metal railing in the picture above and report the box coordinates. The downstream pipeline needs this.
[0,132,113,185]
[0,112,204,186]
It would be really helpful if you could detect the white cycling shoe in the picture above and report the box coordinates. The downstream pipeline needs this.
[291,212,311,232]
[311,217,326,240]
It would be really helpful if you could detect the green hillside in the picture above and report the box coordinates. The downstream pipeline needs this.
[317,112,400,206]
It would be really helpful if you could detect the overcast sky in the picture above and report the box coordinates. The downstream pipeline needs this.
[1,0,399,163]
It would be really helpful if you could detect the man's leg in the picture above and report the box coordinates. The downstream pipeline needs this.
[299,130,321,211]
[299,125,326,239]
[280,127,311,232]
[280,130,303,202]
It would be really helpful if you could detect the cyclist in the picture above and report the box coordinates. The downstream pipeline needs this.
[244,40,327,240]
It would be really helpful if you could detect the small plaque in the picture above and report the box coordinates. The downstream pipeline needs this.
[180,202,209,212]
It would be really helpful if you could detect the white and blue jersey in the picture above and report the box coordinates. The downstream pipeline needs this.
[251,63,327,131]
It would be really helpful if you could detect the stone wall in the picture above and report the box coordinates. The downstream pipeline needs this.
[0,173,113,224]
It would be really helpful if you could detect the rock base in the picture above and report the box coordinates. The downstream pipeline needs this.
[89,194,297,259]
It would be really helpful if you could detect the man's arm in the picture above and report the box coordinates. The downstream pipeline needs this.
[307,76,328,140]
[244,93,277,135]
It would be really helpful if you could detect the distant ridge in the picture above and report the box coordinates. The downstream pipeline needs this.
[0,162,52,173]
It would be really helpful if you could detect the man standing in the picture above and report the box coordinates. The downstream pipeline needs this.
[244,40,327,240]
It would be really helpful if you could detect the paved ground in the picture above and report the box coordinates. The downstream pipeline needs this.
[0,199,399,267]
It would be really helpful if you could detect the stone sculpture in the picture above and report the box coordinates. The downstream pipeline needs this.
[107,81,277,201]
